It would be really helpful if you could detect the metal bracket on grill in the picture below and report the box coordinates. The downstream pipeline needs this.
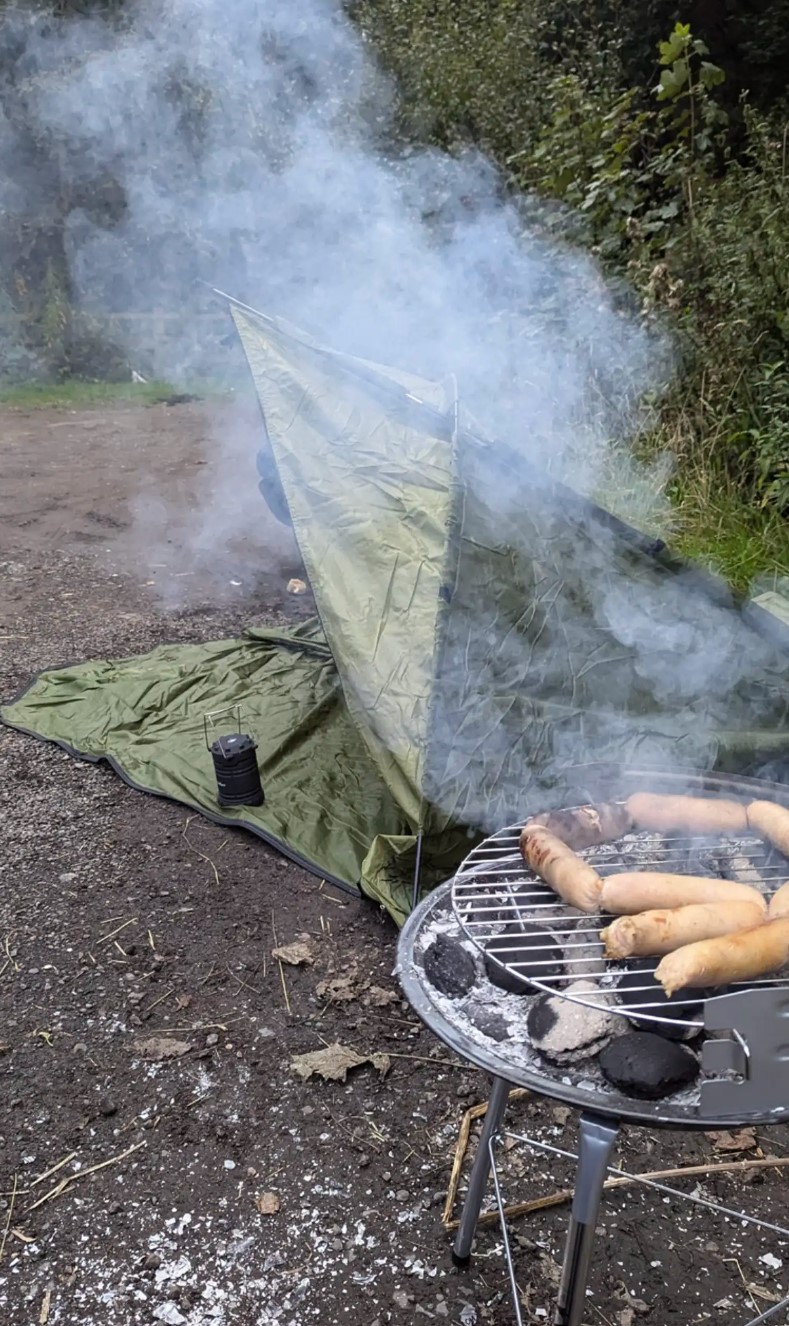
[700,987,789,1117]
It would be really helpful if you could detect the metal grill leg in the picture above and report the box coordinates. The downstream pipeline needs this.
[555,1113,619,1326]
[451,1076,511,1265]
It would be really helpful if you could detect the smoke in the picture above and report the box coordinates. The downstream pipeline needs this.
[1,1,668,454]
[4,0,786,815]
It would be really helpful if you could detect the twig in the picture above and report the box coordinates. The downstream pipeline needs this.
[30,1152,78,1190]
[227,968,264,997]
[182,816,220,887]
[26,1141,146,1213]
[97,918,137,945]
[723,1257,759,1313]
[0,1174,17,1263]
[39,1284,53,1324]
[382,1050,479,1070]
[442,1091,530,1228]
[142,988,175,1017]
[271,913,291,1015]
[444,1152,789,1230]
[278,961,291,1015]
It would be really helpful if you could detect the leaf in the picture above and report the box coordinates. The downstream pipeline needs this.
[291,1042,390,1083]
[134,1037,192,1061]
[706,1127,757,1152]
[272,937,315,967]
[316,968,363,1002]
[363,985,400,1007]
[255,1191,281,1215]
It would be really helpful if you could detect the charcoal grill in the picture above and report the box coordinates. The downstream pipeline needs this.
[396,769,789,1326]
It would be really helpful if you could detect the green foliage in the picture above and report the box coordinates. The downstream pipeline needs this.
[0,378,184,406]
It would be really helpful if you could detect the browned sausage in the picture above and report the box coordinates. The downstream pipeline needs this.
[527,802,632,851]
[520,826,603,913]
[600,872,765,915]
[655,917,789,996]
[600,901,766,959]
[768,880,789,919]
[625,793,748,836]
[747,801,789,859]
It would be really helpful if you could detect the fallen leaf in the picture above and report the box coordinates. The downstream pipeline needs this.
[174,994,192,1010]
[614,1283,649,1314]
[134,1037,192,1061]
[363,985,399,1007]
[291,1042,390,1083]
[748,1282,783,1304]
[255,1191,281,1216]
[707,1127,757,1152]
[272,938,314,967]
[316,973,360,1003]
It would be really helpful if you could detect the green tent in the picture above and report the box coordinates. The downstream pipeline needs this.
[4,303,789,924]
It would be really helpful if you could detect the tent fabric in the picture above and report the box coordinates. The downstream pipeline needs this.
[4,302,789,927]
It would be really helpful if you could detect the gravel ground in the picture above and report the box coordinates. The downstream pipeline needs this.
[1,399,789,1326]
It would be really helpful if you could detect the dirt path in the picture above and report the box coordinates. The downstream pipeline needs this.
[1,401,788,1326]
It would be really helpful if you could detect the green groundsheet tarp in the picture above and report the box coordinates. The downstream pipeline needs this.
[5,304,789,925]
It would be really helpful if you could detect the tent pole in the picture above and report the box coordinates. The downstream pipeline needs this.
[411,832,424,913]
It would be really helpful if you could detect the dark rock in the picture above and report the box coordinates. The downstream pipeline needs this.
[484,924,564,995]
[599,1032,699,1100]
[422,934,476,998]
[465,1005,509,1042]
[98,1098,117,1117]
[615,960,705,1040]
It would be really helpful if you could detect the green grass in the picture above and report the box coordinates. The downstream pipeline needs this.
[668,478,789,597]
[629,400,789,595]
[0,379,229,408]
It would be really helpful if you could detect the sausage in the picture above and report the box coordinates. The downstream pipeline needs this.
[520,826,603,913]
[600,901,766,960]
[600,872,765,916]
[625,793,749,836]
[768,880,789,919]
[747,800,789,859]
[655,917,789,996]
[527,802,632,851]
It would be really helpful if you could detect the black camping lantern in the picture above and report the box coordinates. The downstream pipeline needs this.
[204,706,264,808]
[210,732,265,807]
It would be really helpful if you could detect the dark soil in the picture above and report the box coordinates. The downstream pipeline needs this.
[1,400,789,1326]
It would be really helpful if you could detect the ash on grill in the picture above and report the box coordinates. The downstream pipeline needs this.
[414,824,789,1104]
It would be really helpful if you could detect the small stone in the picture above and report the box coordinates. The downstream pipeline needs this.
[396,1189,409,1202]
[358,1154,370,1168]
[144,1253,162,1270]
[465,1005,509,1042]
[98,1098,117,1117]
[393,1289,412,1309]
[73,1043,88,1054]
[205,1033,219,1047]
[108,1201,123,1215]
[527,981,617,1064]
[599,1032,699,1100]
[422,935,476,998]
